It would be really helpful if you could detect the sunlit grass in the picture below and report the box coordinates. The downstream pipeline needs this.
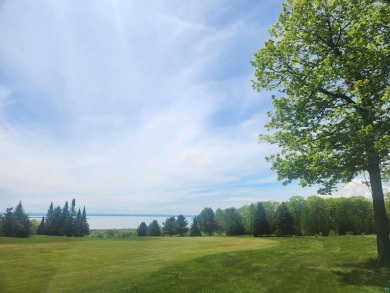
[0,235,389,292]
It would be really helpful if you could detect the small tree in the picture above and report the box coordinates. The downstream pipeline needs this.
[274,202,294,237]
[253,202,270,237]
[197,207,218,236]
[137,222,148,236]
[148,220,161,236]
[176,215,189,236]
[162,217,177,236]
[190,216,201,237]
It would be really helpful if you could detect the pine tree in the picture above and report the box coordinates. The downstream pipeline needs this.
[148,220,161,236]
[274,202,294,237]
[1,202,31,238]
[81,207,89,236]
[162,217,177,236]
[137,222,147,236]
[13,201,31,237]
[189,216,201,237]
[176,214,189,236]
[61,201,72,236]
[1,208,14,237]
[53,205,62,236]
[73,208,82,237]
[44,202,55,235]
[37,216,45,235]
[253,202,270,237]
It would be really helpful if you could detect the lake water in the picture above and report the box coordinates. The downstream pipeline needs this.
[30,214,195,230]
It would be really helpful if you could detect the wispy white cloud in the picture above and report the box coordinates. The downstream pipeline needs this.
[0,0,334,214]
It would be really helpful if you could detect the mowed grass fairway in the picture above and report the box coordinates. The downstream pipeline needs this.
[0,236,389,292]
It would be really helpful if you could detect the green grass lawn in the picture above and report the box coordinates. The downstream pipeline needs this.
[0,235,389,292]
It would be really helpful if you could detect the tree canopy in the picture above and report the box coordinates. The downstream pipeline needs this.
[252,0,390,261]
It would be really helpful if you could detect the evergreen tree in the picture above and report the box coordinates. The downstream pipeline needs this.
[44,202,55,235]
[162,217,177,236]
[1,208,14,237]
[148,220,161,236]
[197,207,217,236]
[81,207,89,236]
[190,216,201,237]
[1,202,31,238]
[53,205,62,236]
[36,216,45,235]
[73,208,82,237]
[274,202,294,237]
[253,202,270,237]
[13,201,31,237]
[137,222,147,236]
[176,214,189,236]
[61,201,72,236]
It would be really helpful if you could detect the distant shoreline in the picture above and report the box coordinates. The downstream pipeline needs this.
[29,213,196,218]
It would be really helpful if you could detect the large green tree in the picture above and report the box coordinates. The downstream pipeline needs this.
[252,0,390,261]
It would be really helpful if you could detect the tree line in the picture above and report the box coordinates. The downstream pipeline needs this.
[37,199,89,237]
[137,215,190,237]
[0,199,89,238]
[138,195,384,237]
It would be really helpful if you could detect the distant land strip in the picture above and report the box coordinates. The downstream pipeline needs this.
[29,212,197,218]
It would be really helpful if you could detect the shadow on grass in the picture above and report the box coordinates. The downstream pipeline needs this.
[334,258,390,290]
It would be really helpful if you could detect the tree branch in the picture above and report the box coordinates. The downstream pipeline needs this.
[318,88,356,105]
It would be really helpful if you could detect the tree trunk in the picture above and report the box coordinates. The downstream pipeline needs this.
[367,161,390,262]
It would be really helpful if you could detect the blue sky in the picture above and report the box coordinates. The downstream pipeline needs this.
[0,0,381,214]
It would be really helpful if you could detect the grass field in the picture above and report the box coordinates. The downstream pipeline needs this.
[0,235,389,292]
